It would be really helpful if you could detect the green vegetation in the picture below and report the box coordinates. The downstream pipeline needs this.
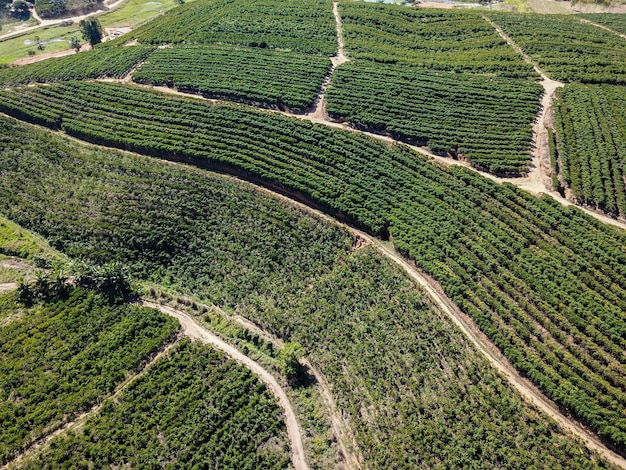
[79,17,104,46]
[338,3,535,77]
[4,82,626,451]
[133,46,330,112]
[580,14,626,35]
[0,117,610,467]
[0,45,154,85]
[35,0,101,19]
[0,215,68,265]
[326,61,541,175]
[486,12,626,84]
[0,24,80,65]
[98,0,191,30]
[17,340,291,470]
[130,0,337,55]
[553,83,626,217]
[0,287,180,465]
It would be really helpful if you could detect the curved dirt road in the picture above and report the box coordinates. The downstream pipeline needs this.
[233,314,363,469]
[142,301,309,470]
[242,179,626,469]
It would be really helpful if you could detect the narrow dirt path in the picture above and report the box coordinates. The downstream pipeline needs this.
[305,2,350,122]
[241,181,626,469]
[0,0,127,41]
[0,282,17,292]
[5,116,626,465]
[142,301,309,470]
[232,313,363,469]
[2,339,180,470]
[579,17,626,40]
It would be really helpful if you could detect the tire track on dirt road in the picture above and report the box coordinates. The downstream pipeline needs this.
[142,301,310,470]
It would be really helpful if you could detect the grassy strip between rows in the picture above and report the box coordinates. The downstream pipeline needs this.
[0,288,180,465]
[326,60,541,175]
[553,83,626,218]
[0,118,611,468]
[132,45,331,112]
[15,339,291,470]
[486,12,626,84]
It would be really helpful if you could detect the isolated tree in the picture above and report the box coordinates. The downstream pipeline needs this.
[10,0,30,20]
[280,342,305,379]
[79,17,103,46]
[69,36,81,52]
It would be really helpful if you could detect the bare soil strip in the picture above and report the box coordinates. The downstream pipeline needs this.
[232,313,364,469]
[482,17,626,230]
[578,17,626,40]
[0,282,18,292]
[142,302,310,470]
[244,182,626,469]
[4,120,626,465]
[305,2,350,121]
[2,338,181,470]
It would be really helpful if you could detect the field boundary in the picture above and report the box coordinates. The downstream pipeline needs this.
[142,302,310,470]
[2,336,182,470]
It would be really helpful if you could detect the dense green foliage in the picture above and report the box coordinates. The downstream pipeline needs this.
[17,340,290,469]
[0,45,154,86]
[487,13,626,84]
[337,3,534,77]
[326,61,541,175]
[79,18,104,46]
[0,120,610,467]
[580,13,626,35]
[133,46,330,112]
[130,0,337,55]
[0,288,179,465]
[553,83,626,217]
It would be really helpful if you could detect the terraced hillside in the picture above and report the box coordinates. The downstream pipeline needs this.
[14,339,292,469]
[553,83,626,217]
[132,45,331,112]
[0,116,612,468]
[486,12,626,84]
[2,0,626,466]
[0,288,180,466]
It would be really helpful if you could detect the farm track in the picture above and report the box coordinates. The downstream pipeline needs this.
[3,117,626,466]
[2,337,181,470]
[0,0,127,42]
[578,17,626,40]
[305,2,350,121]
[231,313,364,469]
[240,177,626,470]
[142,302,310,470]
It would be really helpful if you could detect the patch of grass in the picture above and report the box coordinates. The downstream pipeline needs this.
[0,24,79,65]
[98,0,192,29]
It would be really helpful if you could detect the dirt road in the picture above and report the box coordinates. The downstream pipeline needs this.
[0,0,127,42]
[305,2,350,121]
[232,313,363,469]
[242,181,626,469]
[142,301,310,470]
